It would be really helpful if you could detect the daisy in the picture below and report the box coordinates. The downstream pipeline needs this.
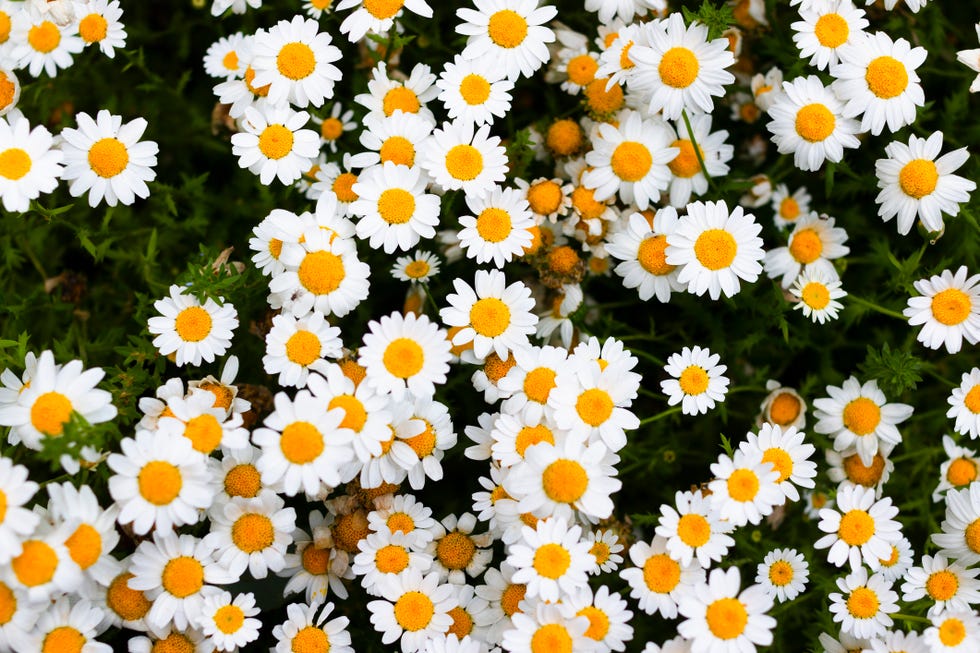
[392,250,441,283]
[188,355,250,418]
[764,213,849,288]
[742,424,816,502]
[107,429,214,535]
[196,591,261,652]
[147,285,237,367]
[352,530,432,595]
[629,11,736,120]
[437,55,514,126]
[59,109,158,207]
[7,519,81,602]
[9,3,83,77]
[350,162,441,253]
[443,584,495,642]
[830,569,900,639]
[665,114,732,208]
[767,75,860,172]
[280,511,350,603]
[367,569,455,653]
[358,310,451,401]
[933,483,980,565]
[268,228,371,318]
[948,369,980,439]
[866,630,928,653]
[585,528,624,575]
[934,435,980,501]
[0,110,62,212]
[880,133,975,237]
[902,554,980,617]
[758,381,807,430]
[418,119,508,198]
[313,102,356,152]
[904,266,980,354]
[336,0,433,43]
[756,548,808,603]
[0,457,38,564]
[814,484,902,570]
[358,402,427,489]
[708,449,783,527]
[155,390,249,456]
[665,199,764,300]
[440,269,537,360]
[203,32,249,79]
[826,447,893,498]
[620,535,705,618]
[26,597,111,653]
[0,579,40,650]
[263,311,343,388]
[549,362,640,452]
[564,584,634,653]
[770,184,811,230]
[660,345,729,416]
[831,31,926,135]
[501,602,591,653]
[496,345,573,422]
[272,601,353,653]
[368,493,437,550]
[677,566,776,653]
[212,57,272,119]
[74,0,126,58]
[249,15,342,108]
[517,176,572,224]
[606,208,683,302]
[206,493,296,580]
[655,490,734,568]
[923,611,980,653]
[456,0,557,81]
[791,0,869,70]
[872,537,915,582]
[45,482,121,588]
[791,266,847,324]
[457,184,535,267]
[231,103,320,185]
[507,516,593,603]
[349,110,433,169]
[251,389,354,496]
[355,61,438,123]
[426,512,494,585]
[956,25,980,93]
[400,396,455,490]
[0,67,20,117]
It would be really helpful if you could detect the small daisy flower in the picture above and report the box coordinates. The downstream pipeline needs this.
[353,530,432,595]
[280,511,351,603]
[756,548,809,603]
[355,61,438,123]
[400,396,456,490]
[0,457,39,564]
[419,119,508,198]
[457,184,535,268]
[741,423,817,502]
[206,493,296,580]
[620,535,705,618]
[585,528,624,574]
[74,0,126,58]
[923,611,980,653]
[213,59,271,119]
[358,310,451,401]
[872,537,915,582]
[337,0,432,43]
[232,103,320,186]
[829,566,899,640]
[867,630,928,653]
[203,32,249,79]
[791,0,869,71]
[549,362,640,453]
[349,110,433,169]
[664,114,732,208]
[904,266,980,354]
[507,516,593,603]
[60,109,158,207]
[351,162,441,253]
[517,176,572,224]
[814,484,903,570]
[708,449,783,527]
[7,519,81,602]
[368,494,437,551]
[677,566,776,653]
[127,629,210,653]
[629,12,736,120]
[0,67,20,118]
[272,601,353,653]
[393,251,441,283]
[250,15,342,108]
[263,311,343,388]
[437,55,514,126]
[0,110,62,212]
[661,345,729,416]
[426,512,494,585]
[956,25,980,93]
[655,490,735,568]
[790,266,847,324]
[440,269,537,360]
[606,209,684,303]
[665,199,765,300]
[770,184,811,230]
[313,102,356,152]
[831,31,926,136]
[147,285,237,367]
[948,369,980,440]
[583,109,677,210]
[367,568,455,652]
[933,483,980,566]
[497,345,573,423]
[45,482,121,588]
[902,554,980,617]
[934,435,980,501]
[155,390,249,456]
[9,4,83,78]
[751,67,783,113]
[764,213,849,289]
[564,584,634,653]
[767,75,860,172]
[456,0,557,82]
[197,591,261,652]
[25,597,111,653]
[501,602,591,653]
[758,381,807,430]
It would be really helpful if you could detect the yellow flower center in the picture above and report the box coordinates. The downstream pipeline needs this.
[277,42,316,80]
[0,582,14,627]
[966,518,980,554]
[643,553,681,593]
[174,306,212,342]
[258,124,294,160]
[677,513,711,547]
[106,573,151,621]
[668,139,702,178]
[12,540,58,587]
[584,78,624,116]
[214,604,244,634]
[469,297,511,337]
[501,583,526,617]
[386,512,415,535]
[28,21,60,53]
[636,235,675,276]
[542,459,589,504]
[382,337,425,379]
[801,281,831,310]
[898,158,939,199]
[846,586,879,619]
[578,606,610,641]
[403,259,430,279]
[546,119,585,157]
[285,329,321,367]
[842,397,882,436]
[222,50,239,72]
[567,54,598,86]
[78,13,108,43]
[405,419,436,458]
[183,414,223,454]
[780,197,801,220]
[838,509,875,545]
[523,368,557,404]
[244,66,271,97]
[42,627,84,653]
[30,391,73,436]
[768,560,794,586]
[280,421,324,464]
[379,135,415,166]
[0,72,16,112]
[705,598,748,639]
[590,540,611,565]
[843,452,886,487]
[327,395,366,433]
[865,56,908,99]
[298,250,346,295]
[527,180,562,215]
[548,245,581,275]
[363,0,403,18]
[727,468,760,502]
[138,461,182,505]
[375,544,410,574]
[940,618,967,646]
[789,228,823,264]
[151,633,195,653]
[161,556,204,598]
[575,388,614,426]
[659,47,700,88]
[224,463,262,498]
[292,626,330,653]
[65,523,102,569]
[394,591,434,631]
[377,187,416,225]
[382,86,420,116]
[232,513,274,553]
[301,543,331,575]
[768,392,802,425]
[694,228,737,270]
[620,41,635,69]
[678,365,710,395]
[814,13,849,48]
[762,448,793,483]
[459,73,491,105]
[931,288,971,326]
[533,542,571,579]
[926,569,959,601]
[0,148,31,180]
[514,424,555,456]
[333,172,359,202]
[531,624,572,653]
[795,104,835,142]
[948,457,978,487]
[0,13,10,44]
[447,605,474,638]
[610,141,653,182]
[198,381,233,411]
[436,531,476,570]
[483,351,515,383]
[476,207,512,243]
[321,117,343,141]
[88,137,129,178]
[445,144,484,181]
[488,9,528,49]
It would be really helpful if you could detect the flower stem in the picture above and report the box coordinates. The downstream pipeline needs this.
[681,109,713,188]
[847,294,907,321]
[893,613,930,625]
[640,406,682,425]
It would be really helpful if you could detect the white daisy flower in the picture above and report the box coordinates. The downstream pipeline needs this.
[336,0,433,43]
[9,3,83,77]
[441,269,537,360]
[831,31,926,135]
[817,631,874,653]
[923,611,980,653]
[756,548,809,603]
[0,110,62,212]
[620,535,705,618]
[437,55,514,126]
[206,493,296,580]
[767,75,860,172]
[948,369,980,440]
[770,184,811,230]
[872,537,914,582]
[457,184,534,267]
[866,630,928,653]
[358,402,427,489]
[231,103,320,185]
[549,362,640,453]
[213,59,270,119]
[352,530,432,595]
[676,566,776,653]
[419,119,508,198]
[739,424,817,502]
[392,250,441,283]
[564,584,634,653]
[24,596,111,653]
[791,0,869,70]
[350,162,441,253]
[147,285,237,367]
[0,67,21,118]
[0,457,38,565]
[496,345,574,423]
[902,553,980,617]
[933,483,980,566]
[606,209,683,303]
[764,213,849,288]
[203,32,249,79]
[442,584,495,643]
[400,396,455,490]
[250,15,342,109]
[790,267,847,324]
[751,67,783,113]
[904,266,980,354]
[814,376,913,467]
[272,601,353,653]
[426,512,494,585]
[60,109,158,207]
[516,176,572,224]
[367,568,455,652]
[585,0,662,24]
[196,591,261,652]
[934,435,980,501]
[74,0,126,58]
[585,528,624,574]
[0,582,39,648]
[355,61,438,123]
[758,381,808,430]
[708,449,783,527]
[349,110,433,169]
[45,482,121,588]
[664,113,732,208]
[956,25,980,93]
[358,310,451,401]
[655,490,734,568]
[263,311,343,388]
[6,518,81,602]
[313,102,356,152]
[368,493,437,551]
[155,390,249,456]
[507,516,593,603]
[660,345,729,416]
[279,510,351,603]
[501,601,591,653]
[880,132,976,237]
[456,0,557,82]
[583,109,677,210]
[828,566,898,639]
[815,484,903,570]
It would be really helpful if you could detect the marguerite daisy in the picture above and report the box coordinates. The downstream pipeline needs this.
[902,553,980,617]
[756,548,809,603]
[763,213,849,289]
[904,266,980,354]
[206,493,296,580]
[367,568,455,652]
[660,345,729,416]
[147,285,238,367]
[620,535,705,618]
[455,0,557,82]
[0,110,62,212]
[924,611,980,653]
[676,566,776,653]
[790,267,847,324]
[440,269,537,360]
[263,311,343,388]
[197,591,261,652]
[815,484,902,570]
[437,55,514,126]
[231,103,320,186]
[0,457,38,564]
[74,0,126,58]
[707,449,783,527]
[358,310,451,400]
[9,3,83,77]
[507,516,593,603]
[655,489,734,568]
[456,184,535,267]
[336,0,433,43]
[948,368,980,440]
[791,0,869,70]
[249,15,342,108]
[419,119,508,198]
[392,250,441,283]
[350,162,441,253]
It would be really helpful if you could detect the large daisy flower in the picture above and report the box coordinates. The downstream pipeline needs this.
[456,0,558,81]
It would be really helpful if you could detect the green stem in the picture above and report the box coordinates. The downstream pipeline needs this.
[16,235,47,280]
[419,283,440,316]
[681,109,713,188]
[848,294,907,321]
[640,405,682,425]
[893,613,930,625]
